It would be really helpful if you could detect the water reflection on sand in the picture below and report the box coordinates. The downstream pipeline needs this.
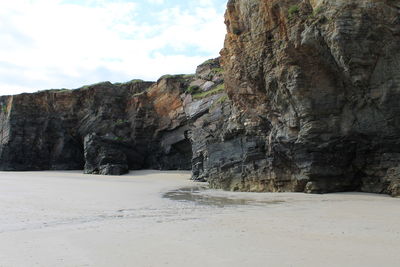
[163,186,285,207]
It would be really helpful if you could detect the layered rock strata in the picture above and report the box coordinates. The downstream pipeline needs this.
[0,81,152,172]
[217,0,400,196]
[0,59,226,176]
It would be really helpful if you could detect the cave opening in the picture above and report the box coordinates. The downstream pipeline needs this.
[170,137,193,170]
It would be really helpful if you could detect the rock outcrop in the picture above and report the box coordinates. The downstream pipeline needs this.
[1,0,399,197]
[216,0,400,196]
[0,58,225,176]
[0,81,152,172]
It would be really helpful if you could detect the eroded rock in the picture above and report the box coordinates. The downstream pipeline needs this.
[84,133,129,175]
[215,0,400,194]
[0,64,220,175]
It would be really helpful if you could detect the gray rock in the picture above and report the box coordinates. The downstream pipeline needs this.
[218,0,400,194]
[84,133,129,175]
[200,81,215,91]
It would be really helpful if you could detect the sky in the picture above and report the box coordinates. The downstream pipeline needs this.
[0,0,228,95]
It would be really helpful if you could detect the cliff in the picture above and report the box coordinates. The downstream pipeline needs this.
[1,0,399,197]
[217,0,400,196]
[0,59,226,176]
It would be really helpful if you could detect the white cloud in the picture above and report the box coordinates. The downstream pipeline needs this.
[0,0,227,95]
[148,0,165,4]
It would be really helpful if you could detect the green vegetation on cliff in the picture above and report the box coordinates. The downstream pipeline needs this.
[192,84,225,99]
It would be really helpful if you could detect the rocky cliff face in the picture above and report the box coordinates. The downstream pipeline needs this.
[1,0,399,197]
[0,81,152,172]
[217,0,400,196]
[0,58,226,177]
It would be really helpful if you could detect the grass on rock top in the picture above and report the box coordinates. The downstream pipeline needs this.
[192,84,225,100]
[211,67,223,74]
[186,85,200,94]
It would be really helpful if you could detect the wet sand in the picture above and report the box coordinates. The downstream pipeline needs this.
[0,170,399,267]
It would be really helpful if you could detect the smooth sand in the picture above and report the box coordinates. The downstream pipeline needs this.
[0,171,399,267]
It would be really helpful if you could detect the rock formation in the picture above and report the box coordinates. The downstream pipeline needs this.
[0,0,399,197]
[0,81,152,172]
[0,58,225,176]
[217,0,400,196]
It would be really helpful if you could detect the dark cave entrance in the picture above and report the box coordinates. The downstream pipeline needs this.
[170,137,193,170]
[152,127,194,171]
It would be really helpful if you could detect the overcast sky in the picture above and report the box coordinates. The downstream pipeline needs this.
[0,0,227,95]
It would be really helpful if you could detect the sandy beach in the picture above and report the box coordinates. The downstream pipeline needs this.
[0,170,399,267]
